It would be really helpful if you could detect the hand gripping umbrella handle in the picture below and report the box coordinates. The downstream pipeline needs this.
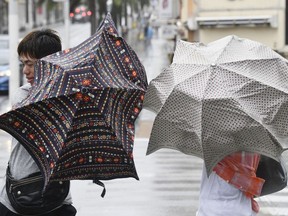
[93,179,106,198]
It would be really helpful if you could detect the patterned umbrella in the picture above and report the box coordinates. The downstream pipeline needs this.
[144,35,288,175]
[0,13,147,195]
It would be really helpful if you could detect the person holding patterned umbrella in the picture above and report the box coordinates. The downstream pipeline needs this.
[0,13,147,215]
[0,29,77,216]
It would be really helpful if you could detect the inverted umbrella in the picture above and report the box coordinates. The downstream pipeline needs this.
[0,13,147,195]
[144,35,288,175]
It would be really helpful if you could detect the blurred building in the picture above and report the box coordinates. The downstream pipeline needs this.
[157,0,180,20]
[181,0,288,56]
[180,0,197,42]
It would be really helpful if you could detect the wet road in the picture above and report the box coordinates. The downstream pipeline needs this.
[0,23,288,215]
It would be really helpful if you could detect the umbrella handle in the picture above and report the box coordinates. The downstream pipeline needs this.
[93,179,106,198]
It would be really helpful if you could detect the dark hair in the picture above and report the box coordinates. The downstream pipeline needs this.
[17,29,62,59]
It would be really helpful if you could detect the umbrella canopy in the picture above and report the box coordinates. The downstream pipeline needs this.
[144,35,288,174]
[0,13,147,193]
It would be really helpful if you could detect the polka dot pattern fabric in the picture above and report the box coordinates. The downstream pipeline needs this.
[143,35,288,174]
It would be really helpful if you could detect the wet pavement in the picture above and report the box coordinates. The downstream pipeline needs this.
[0,23,288,215]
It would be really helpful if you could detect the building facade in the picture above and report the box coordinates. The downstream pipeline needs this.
[181,0,287,54]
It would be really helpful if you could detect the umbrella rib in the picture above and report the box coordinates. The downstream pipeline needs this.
[220,60,288,94]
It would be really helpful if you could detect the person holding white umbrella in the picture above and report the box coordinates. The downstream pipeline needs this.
[196,152,264,215]
[143,35,288,215]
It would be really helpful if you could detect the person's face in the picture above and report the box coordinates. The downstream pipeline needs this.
[19,55,37,85]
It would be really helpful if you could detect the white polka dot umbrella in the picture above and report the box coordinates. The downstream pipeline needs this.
[144,35,288,174]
